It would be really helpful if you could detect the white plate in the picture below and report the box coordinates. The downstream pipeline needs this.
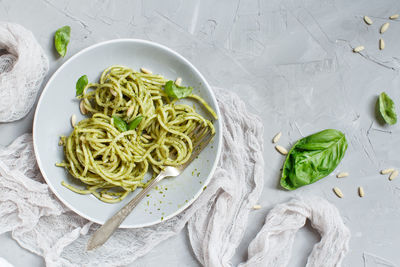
[33,39,222,228]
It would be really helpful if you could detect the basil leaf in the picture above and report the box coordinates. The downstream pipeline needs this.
[280,129,348,190]
[76,75,88,96]
[54,26,71,57]
[164,80,193,99]
[112,116,127,132]
[128,115,143,130]
[378,92,397,125]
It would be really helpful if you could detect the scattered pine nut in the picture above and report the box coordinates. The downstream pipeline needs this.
[140,67,152,74]
[353,46,365,53]
[175,77,182,86]
[272,132,282,143]
[337,172,349,178]
[126,106,134,117]
[79,100,87,115]
[358,186,365,197]
[363,16,373,25]
[379,38,385,50]
[389,170,399,181]
[71,114,77,128]
[58,137,64,146]
[79,136,86,143]
[110,89,117,96]
[252,205,262,210]
[380,22,390,33]
[333,187,344,198]
[389,14,399,20]
[275,145,288,155]
[381,168,395,174]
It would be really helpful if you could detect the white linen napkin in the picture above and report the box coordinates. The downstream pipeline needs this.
[0,22,49,122]
[0,87,350,267]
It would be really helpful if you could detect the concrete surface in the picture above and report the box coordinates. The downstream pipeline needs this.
[1,0,400,266]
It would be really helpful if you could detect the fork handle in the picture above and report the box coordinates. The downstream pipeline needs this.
[86,171,167,250]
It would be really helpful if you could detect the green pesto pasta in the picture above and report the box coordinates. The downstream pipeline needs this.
[57,65,216,203]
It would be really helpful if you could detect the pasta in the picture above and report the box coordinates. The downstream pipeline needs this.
[57,65,216,203]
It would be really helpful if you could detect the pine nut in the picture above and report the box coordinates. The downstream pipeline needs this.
[337,172,349,178]
[379,38,385,50]
[140,67,152,74]
[381,168,395,174]
[272,132,282,143]
[389,14,399,20]
[380,22,390,33]
[79,100,87,115]
[175,77,182,86]
[126,106,134,117]
[353,46,365,53]
[333,187,344,198]
[71,114,77,128]
[252,205,261,210]
[275,145,288,155]
[363,16,373,25]
[389,170,399,181]
[358,186,365,197]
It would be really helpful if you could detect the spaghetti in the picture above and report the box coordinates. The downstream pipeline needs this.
[57,65,216,203]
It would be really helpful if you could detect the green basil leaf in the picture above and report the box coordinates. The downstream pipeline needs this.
[128,115,143,130]
[378,92,397,125]
[76,75,88,96]
[112,116,127,132]
[54,26,71,57]
[164,80,193,99]
[280,129,348,190]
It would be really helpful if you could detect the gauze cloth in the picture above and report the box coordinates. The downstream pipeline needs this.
[0,22,49,122]
[0,88,350,266]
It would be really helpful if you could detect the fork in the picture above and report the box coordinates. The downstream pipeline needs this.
[86,126,214,250]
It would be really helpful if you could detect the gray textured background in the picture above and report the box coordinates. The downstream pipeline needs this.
[0,0,399,266]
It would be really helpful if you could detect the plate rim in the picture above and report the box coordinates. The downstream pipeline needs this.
[32,38,223,228]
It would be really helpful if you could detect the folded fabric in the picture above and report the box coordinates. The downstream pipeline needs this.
[240,197,350,267]
[0,88,350,266]
[0,22,49,122]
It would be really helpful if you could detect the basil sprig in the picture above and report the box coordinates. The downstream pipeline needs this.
[128,115,143,130]
[164,80,192,99]
[76,75,88,96]
[378,92,397,125]
[280,129,348,190]
[112,116,127,132]
[113,115,143,132]
[54,26,71,57]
